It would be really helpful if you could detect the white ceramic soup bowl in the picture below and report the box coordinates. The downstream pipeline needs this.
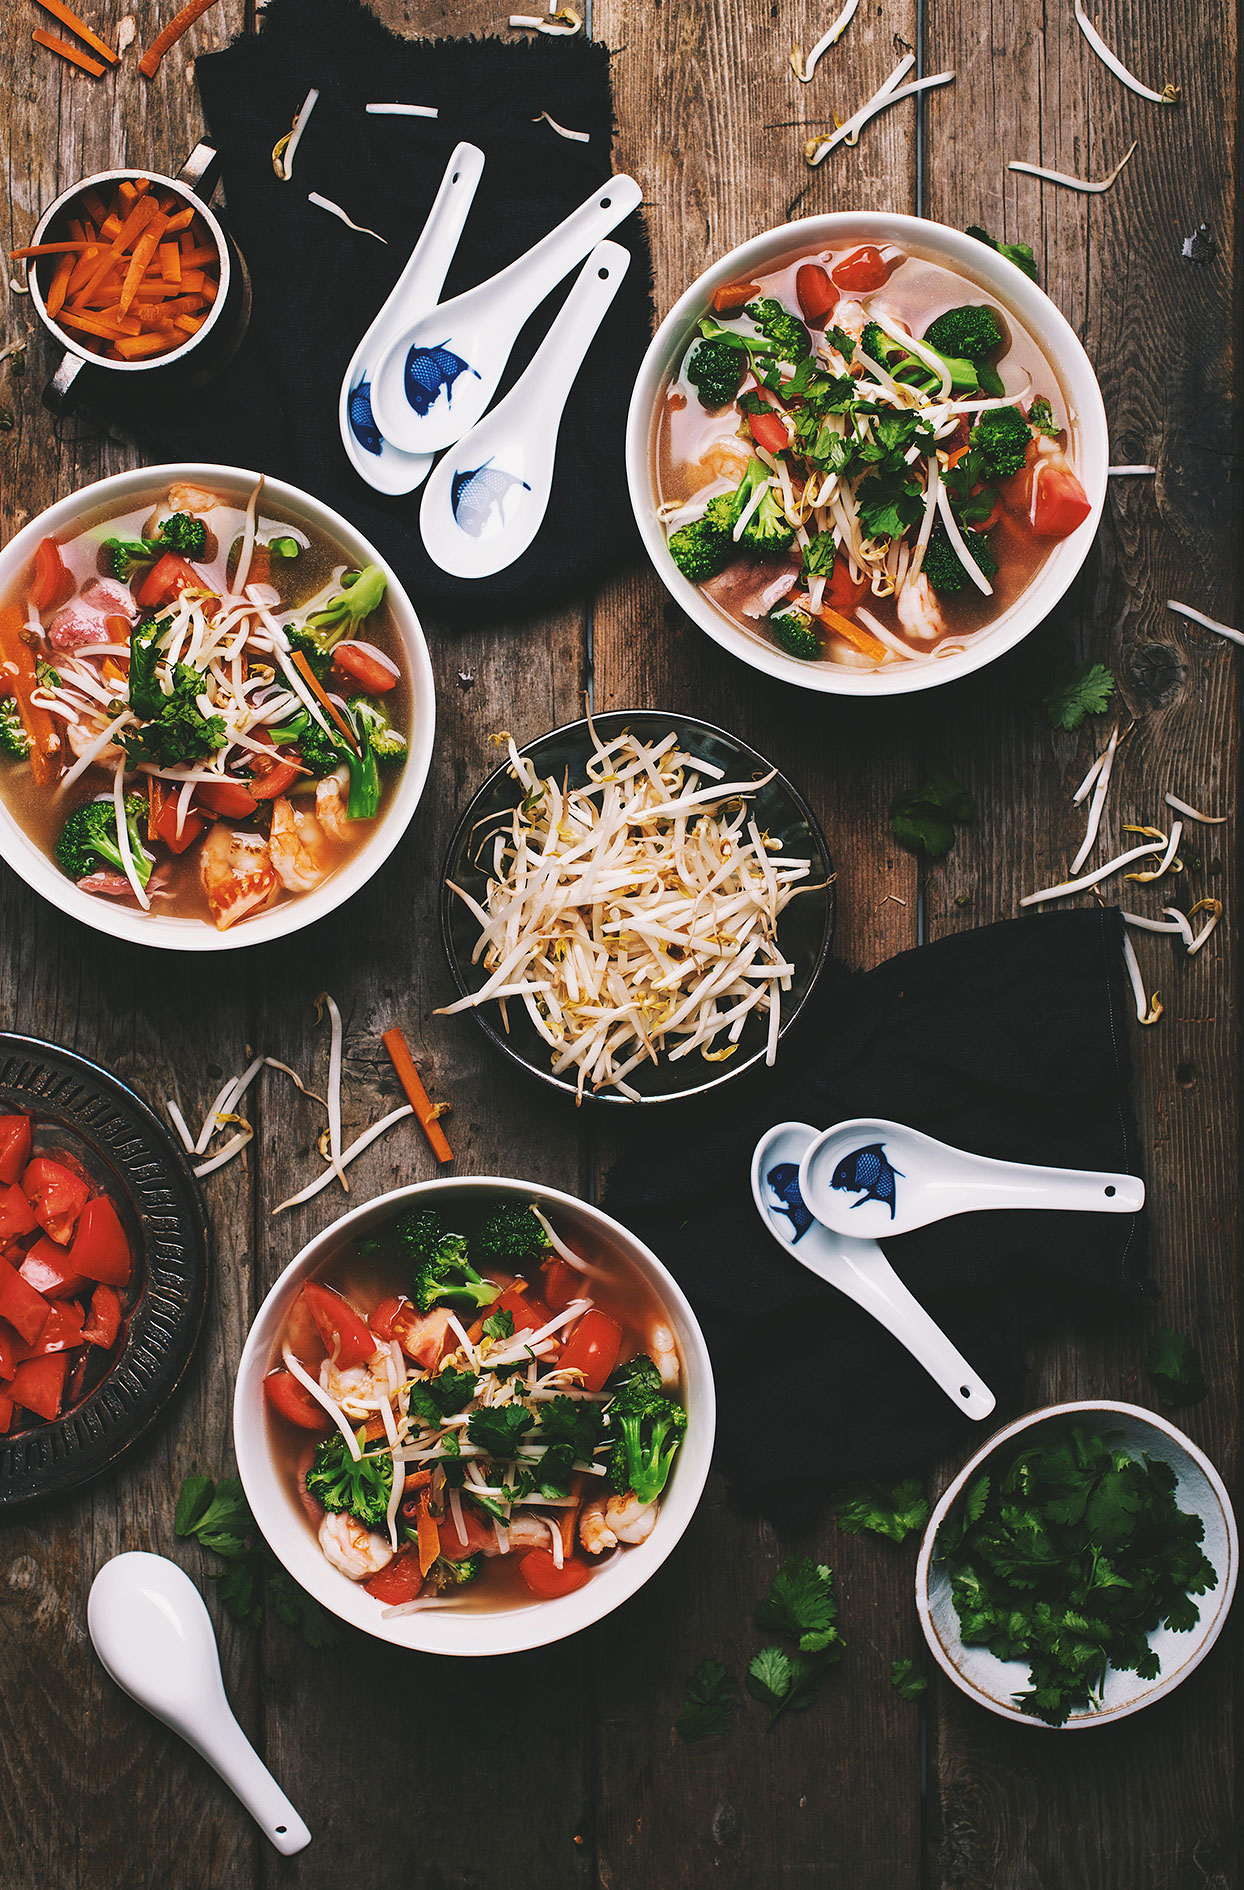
[233,1176,716,1656]
[0,462,435,950]
[626,212,1109,696]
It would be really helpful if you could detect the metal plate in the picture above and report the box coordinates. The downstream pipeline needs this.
[0,1033,210,1507]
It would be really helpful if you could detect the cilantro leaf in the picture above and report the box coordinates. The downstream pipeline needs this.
[1146,1327,1208,1407]
[212,1557,261,1627]
[466,1403,533,1458]
[966,224,1039,282]
[408,1366,478,1425]
[834,1478,930,1544]
[174,1473,214,1538]
[676,1659,736,1743]
[890,761,975,859]
[856,471,924,542]
[531,1441,576,1499]
[746,1647,828,1724]
[537,1394,605,1459]
[755,1557,844,1658]
[267,1565,340,1647]
[1038,659,1116,731]
[890,1657,928,1699]
[176,1475,255,1557]
[483,1308,515,1342]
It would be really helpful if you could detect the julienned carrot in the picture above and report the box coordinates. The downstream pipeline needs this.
[118,213,169,315]
[58,308,140,341]
[137,0,219,77]
[382,1026,453,1164]
[113,332,172,359]
[31,27,105,75]
[32,0,117,62]
[45,251,74,318]
[164,206,195,234]
[0,605,61,788]
[415,1493,440,1576]
[290,651,359,748]
[817,603,887,659]
[8,241,92,259]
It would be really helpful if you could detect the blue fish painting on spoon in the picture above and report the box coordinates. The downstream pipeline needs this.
[404,341,480,416]
[831,1144,903,1219]
[766,1161,814,1243]
[451,460,531,538]
[347,379,383,457]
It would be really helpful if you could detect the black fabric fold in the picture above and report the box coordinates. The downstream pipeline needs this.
[600,908,1150,1526]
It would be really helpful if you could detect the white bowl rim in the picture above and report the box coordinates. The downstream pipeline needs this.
[232,1175,716,1656]
[625,210,1110,697]
[914,1398,1239,1728]
[0,461,437,951]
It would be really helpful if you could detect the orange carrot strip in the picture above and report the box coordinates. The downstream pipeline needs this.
[66,246,102,293]
[113,331,174,359]
[558,1473,587,1557]
[57,308,139,341]
[0,606,61,787]
[382,1026,453,1165]
[133,177,150,194]
[290,651,359,748]
[172,314,204,335]
[32,0,117,62]
[45,252,75,319]
[177,246,218,269]
[817,604,887,659]
[99,213,123,238]
[159,241,180,284]
[31,28,105,75]
[117,213,168,316]
[138,0,219,77]
[117,181,138,208]
[72,198,158,303]
[164,206,195,234]
[81,188,108,223]
[415,1494,440,1577]
[9,241,93,259]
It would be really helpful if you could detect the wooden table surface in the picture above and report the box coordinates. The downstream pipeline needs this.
[0,0,1239,1883]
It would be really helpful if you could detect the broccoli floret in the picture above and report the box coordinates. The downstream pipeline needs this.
[667,516,732,583]
[55,793,154,886]
[348,696,408,769]
[922,304,1005,363]
[429,1552,483,1588]
[299,565,388,654]
[306,1433,392,1529]
[155,512,207,558]
[605,1356,688,1504]
[969,405,1033,479]
[471,1202,553,1265]
[686,337,745,409]
[730,456,794,556]
[0,699,31,759]
[102,537,156,583]
[266,711,341,777]
[1028,395,1060,440]
[861,321,981,397]
[770,602,821,660]
[283,625,333,681]
[268,536,301,560]
[922,521,999,596]
[397,1206,501,1314]
[744,298,812,363]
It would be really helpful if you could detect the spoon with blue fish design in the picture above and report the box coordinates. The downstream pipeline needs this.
[338,141,485,495]
[370,173,642,456]
[751,1122,996,1420]
[419,241,630,579]
[799,1117,1145,1241]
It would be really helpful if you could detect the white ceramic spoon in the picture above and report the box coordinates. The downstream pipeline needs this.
[370,172,642,455]
[88,1553,311,1855]
[799,1116,1145,1241]
[338,140,485,495]
[419,241,630,579]
[751,1121,996,1420]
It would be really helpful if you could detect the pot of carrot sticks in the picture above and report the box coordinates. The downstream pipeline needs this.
[18,143,251,413]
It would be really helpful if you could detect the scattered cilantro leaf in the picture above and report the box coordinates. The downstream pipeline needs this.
[755,1556,845,1658]
[267,1566,340,1647]
[890,1657,928,1699]
[174,1473,214,1538]
[466,1404,533,1458]
[1145,1327,1208,1407]
[891,761,975,858]
[483,1308,515,1342]
[176,1475,254,1557]
[1038,659,1116,731]
[408,1366,478,1424]
[966,224,1039,282]
[537,1393,605,1459]
[834,1478,930,1544]
[746,1647,828,1724]
[173,1472,339,1647]
[676,1659,736,1743]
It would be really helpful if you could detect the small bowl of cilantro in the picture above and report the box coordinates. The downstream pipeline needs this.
[915,1401,1238,1728]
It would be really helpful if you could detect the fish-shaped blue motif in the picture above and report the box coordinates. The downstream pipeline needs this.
[766,1161,813,1243]
[830,1143,903,1218]
[403,341,479,417]
[451,459,531,538]
[348,378,383,457]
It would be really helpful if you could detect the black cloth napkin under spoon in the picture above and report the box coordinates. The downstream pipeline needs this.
[91,0,654,628]
[601,908,1151,1527]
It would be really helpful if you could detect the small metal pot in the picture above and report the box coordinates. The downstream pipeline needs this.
[28,142,251,414]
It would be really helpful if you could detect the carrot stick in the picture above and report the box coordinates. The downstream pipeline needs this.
[382,1026,453,1164]
[176,246,218,269]
[290,651,359,748]
[159,241,180,284]
[118,213,168,315]
[58,308,140,341]
[33,0,117,61]
[31,28,105,75]
[164,206,195,234]
[45,251,74,319]
[114,331,174,359]
[0,605,61,787]
[559,1472,586,1557]
[138,0,219,77]
[817,604,887,660]
[9,241,93,259]
[415,1493,440,1576]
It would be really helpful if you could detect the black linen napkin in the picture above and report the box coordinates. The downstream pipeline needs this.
[601,909,1150,1526]
[93,0,653,626]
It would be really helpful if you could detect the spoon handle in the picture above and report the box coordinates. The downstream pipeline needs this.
[383,141,485,330]
[489,173,642,316]
[184,1705,312,1855]
[506,241,630,420]
[967,1161,1145,1216]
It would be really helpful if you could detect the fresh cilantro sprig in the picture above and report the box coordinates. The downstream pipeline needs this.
[1036,659,1116,731]
[966,224,1039,283]
[175,1473,339,1647]
[890,1657,928,1699]
[891,762,975,858]
[466,1403,533,1458]
[1145,1328,1208,1408]
[834,1478,930,1544]
[676,1659,737,1743]
[746,1645,829,1724]
[749,1558,844,1724]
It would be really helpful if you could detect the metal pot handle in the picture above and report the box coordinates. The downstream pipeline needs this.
[176,140,220,198]
[42,351,88,416]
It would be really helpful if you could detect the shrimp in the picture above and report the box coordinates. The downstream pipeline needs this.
[319,1357,388,1405]
[315,766,351,841]
[697,437,752,485]
[501,1514,557,1553]
[648,1322,681,1389]
[894,573,945,643]
[268,795,328,892]
[166,481,222,514]
[318,1510,393,1581]
[579,1495,617,1556]
[198,824,277,930]
[579,1490,659,1555]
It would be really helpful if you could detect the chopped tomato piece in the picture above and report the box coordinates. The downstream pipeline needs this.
[302,1282,376,1370]
[148,778,206,854]
[19,1238,89,1299]
[135,552,202,610]
[369,1295,405,1343]
[21,1157,90,1245]
[825,555,868,614]
[748,410,790,455]
[0,1115,32,1187]
[28,538,73,612]
[0,1182,38,1241]
[81,1283,122,1349]
[0,1257,51,1346]
[281,1290,327,1365]
[711,280,761,314]
[5,1352,68,1421]
[196,779,259,819]
[541,1258,581,1314]
[363,1545,424,1604]
[832,245,891,292]
[0,1319,25,1378]
[263,1367,333,1431]
[70,1195,131,1286]
[556,1309,623,1392]
[1032,462,1092,539]
[248,755,303,800]
[795,262,836,327]
[390,1303,453,1367]
[23,1298,85,1357]
[0,1393,12,1434]
[518,1550,593,1599]
[491,1282,552,1337]
[332,641,397,695]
